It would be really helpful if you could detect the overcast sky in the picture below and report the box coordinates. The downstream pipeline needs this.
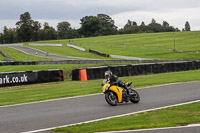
[0,0,200,32]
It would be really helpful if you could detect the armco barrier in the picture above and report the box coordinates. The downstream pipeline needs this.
[0,60,199,66]
[0,49,12,61]
[110,54,151,60]
[29,43,63,46]
[0,44,23,46]
[0,69,64,87]
[72,61,200,80]
[67,44,86,52]
[89,49,109,57]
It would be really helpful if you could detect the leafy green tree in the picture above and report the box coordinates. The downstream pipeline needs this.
[0,33,3,44]
[124,20,137,29]
[0,26,18,44]
[124,20,132,28]
[79,16,101,37]
[119,25,141,34]
[43,22,50,29]
[32,21,41,41]
[16,12,34,42]
[141,22,145,26]
[40,22,57,40]
[120,20,141,34]
[163,21,169,27]
[140,21,146,32]
[57,21,72,39]
[151,18,156,24]
[79,14,117,37]
[147,22,163,32]
[132,21,137,26]
[185,21,191,31]
[4,28,17,43]
[162,21,177,32]
[97,14,117,35]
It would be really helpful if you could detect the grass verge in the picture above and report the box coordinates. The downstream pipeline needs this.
[0,69,200,106]
[53,101,200,133]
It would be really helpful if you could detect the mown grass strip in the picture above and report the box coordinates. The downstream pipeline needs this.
[0,69,200,106]
[53,101,200,133]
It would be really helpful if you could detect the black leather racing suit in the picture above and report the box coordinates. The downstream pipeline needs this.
[109,74,129,94]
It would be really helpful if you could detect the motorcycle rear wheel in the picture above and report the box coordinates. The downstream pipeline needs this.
[105,91,118,106]
[130,90,140,103]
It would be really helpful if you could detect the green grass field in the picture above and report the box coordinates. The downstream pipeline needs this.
[54,101,200,133]
[28,45,111,60]
[27,31,200,59]
[0,47,50,61]
[0,54,4,61]
[0,69,200,106]
[0,31,199,61]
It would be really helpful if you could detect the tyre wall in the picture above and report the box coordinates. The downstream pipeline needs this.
[89,49,109,57]
[72,61,200,80]
[0,69,64,87]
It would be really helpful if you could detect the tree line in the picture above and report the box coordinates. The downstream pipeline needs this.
[0,12,191,44]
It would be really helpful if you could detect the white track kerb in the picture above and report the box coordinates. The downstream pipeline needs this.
[98,124,200,133]
[20,81,200,133]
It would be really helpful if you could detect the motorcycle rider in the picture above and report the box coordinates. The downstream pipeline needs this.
[105,70,132,95]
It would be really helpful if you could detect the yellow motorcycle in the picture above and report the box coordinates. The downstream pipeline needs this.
[101,79,140,106]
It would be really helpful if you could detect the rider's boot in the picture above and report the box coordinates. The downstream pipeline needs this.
[125,86,135,96]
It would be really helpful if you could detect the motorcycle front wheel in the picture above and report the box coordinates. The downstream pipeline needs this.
[130,89,140,103]
[105,91,118,106]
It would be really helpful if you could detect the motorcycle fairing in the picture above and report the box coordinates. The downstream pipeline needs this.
[109,85,123,103]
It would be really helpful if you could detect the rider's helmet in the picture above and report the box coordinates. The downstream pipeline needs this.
[105,70,112,80]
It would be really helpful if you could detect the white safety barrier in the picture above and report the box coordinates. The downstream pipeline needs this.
[110,55,152,60]
[0,44,24,46]
[29,43,63,46]
[67,44,86,52]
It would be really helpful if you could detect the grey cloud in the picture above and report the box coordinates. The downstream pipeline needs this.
[1,0,200,20]
[0,0,200,32]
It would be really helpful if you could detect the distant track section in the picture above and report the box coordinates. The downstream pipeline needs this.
[9,46,98,61]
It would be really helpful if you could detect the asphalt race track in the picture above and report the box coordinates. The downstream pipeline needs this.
[0,81,200,133]
[10,46,97,61]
